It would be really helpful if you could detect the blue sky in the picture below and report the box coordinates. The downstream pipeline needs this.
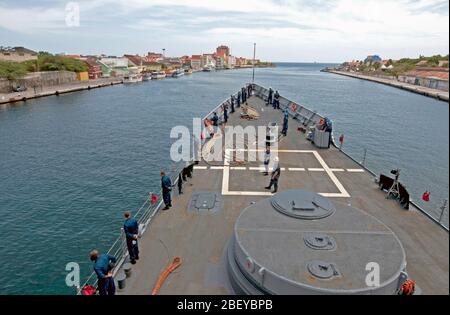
[0,0,448,62]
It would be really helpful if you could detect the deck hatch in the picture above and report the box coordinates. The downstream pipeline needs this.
[307,261,340,280]
[188,192,223,214]
[271,190,335,220]
[304,233,336,250]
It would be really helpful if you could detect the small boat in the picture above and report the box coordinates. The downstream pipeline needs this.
[203,66,214,72]
[184,69,193,75]
[164,69,175,78]
[123,74,143,84]
[142,73,152,81]
[151,71,166,80]
[172,69,185,78]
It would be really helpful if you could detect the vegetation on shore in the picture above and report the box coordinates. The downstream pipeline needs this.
[339,54,449,79]
[0,52,88,80]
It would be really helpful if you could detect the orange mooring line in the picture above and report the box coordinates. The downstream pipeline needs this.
[151,257,182,295]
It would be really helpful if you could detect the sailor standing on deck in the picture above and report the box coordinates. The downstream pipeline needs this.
[223,103,229,124]
[161,171,172,210]
[90,250,117,295]
[274,91,280,109]
[123,211,140,265]
[267,88,274,106]
[211,112,219,127]
[265,157,281,193]
[237,91,241,108]
[282,110,289,136]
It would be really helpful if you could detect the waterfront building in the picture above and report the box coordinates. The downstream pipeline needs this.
[398,67,449,91]
[98,57,129,77]
[64,55,103,80]
[0,46,38,62]
[215,56,226,70]
[190,55,202,71]
[160,57,183,70]
[201,54,216,68]
[124,54,149,73]
[180,55,191,66]
[216,45,230,58]
[147,52,164,62]
[76,72,89,81]
[364,55,382,63]
[235,57,247,68]
[227,55,236,68]
[85,58,103,79]
[145,62,163,72]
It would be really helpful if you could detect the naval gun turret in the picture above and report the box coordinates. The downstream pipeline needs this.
[227,190,408,295]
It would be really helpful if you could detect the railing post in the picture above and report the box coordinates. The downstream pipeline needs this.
[439,199,448,223]
[361,148,367,167]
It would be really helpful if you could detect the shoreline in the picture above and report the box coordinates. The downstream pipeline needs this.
[0,78,123,105]
[0,66,273,106]
[325,70,449,102]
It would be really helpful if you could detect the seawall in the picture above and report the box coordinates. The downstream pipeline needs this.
[0,78,123,105]
[325,70,449,102]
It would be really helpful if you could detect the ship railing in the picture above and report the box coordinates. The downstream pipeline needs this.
[79,83,447,294]
[78,92,242,294]
[77,162,186,294]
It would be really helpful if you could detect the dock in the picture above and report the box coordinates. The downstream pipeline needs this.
[107,86,449,295]
[325,70,449,102]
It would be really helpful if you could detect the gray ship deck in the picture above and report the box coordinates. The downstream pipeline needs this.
[120,95,449,295]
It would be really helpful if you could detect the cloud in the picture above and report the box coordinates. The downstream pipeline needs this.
[0,0,448,61]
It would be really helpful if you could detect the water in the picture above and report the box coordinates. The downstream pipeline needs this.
[0,63,448,294]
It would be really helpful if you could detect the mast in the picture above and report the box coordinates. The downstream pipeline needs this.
[252,43,256,83]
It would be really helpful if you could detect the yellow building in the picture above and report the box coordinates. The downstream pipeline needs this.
[146,63,163,72]
[77,72,89,81]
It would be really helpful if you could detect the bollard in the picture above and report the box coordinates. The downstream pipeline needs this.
[123,263,133,278]
[117,271,127,290]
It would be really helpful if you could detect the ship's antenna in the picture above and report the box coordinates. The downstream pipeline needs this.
[252,43,256,83]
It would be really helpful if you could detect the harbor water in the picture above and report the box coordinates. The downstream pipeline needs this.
[0,63,448,294]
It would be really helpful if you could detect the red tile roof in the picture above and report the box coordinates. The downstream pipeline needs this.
[405,69,449,81]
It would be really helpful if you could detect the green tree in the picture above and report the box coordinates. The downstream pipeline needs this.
[0,61,27,80]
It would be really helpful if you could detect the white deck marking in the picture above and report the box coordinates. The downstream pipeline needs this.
[312,150,351,198]
[289,168,306,171]
[194,166,208,170]
[210,166,225,170]
[308,168,325,172]
[347,169,365,173]
[331,168,345,172]
[249,167,266,171]
[221,149,351,198]
[221,149,231,195]
[230,167,247,170]
[224,191,273,196]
